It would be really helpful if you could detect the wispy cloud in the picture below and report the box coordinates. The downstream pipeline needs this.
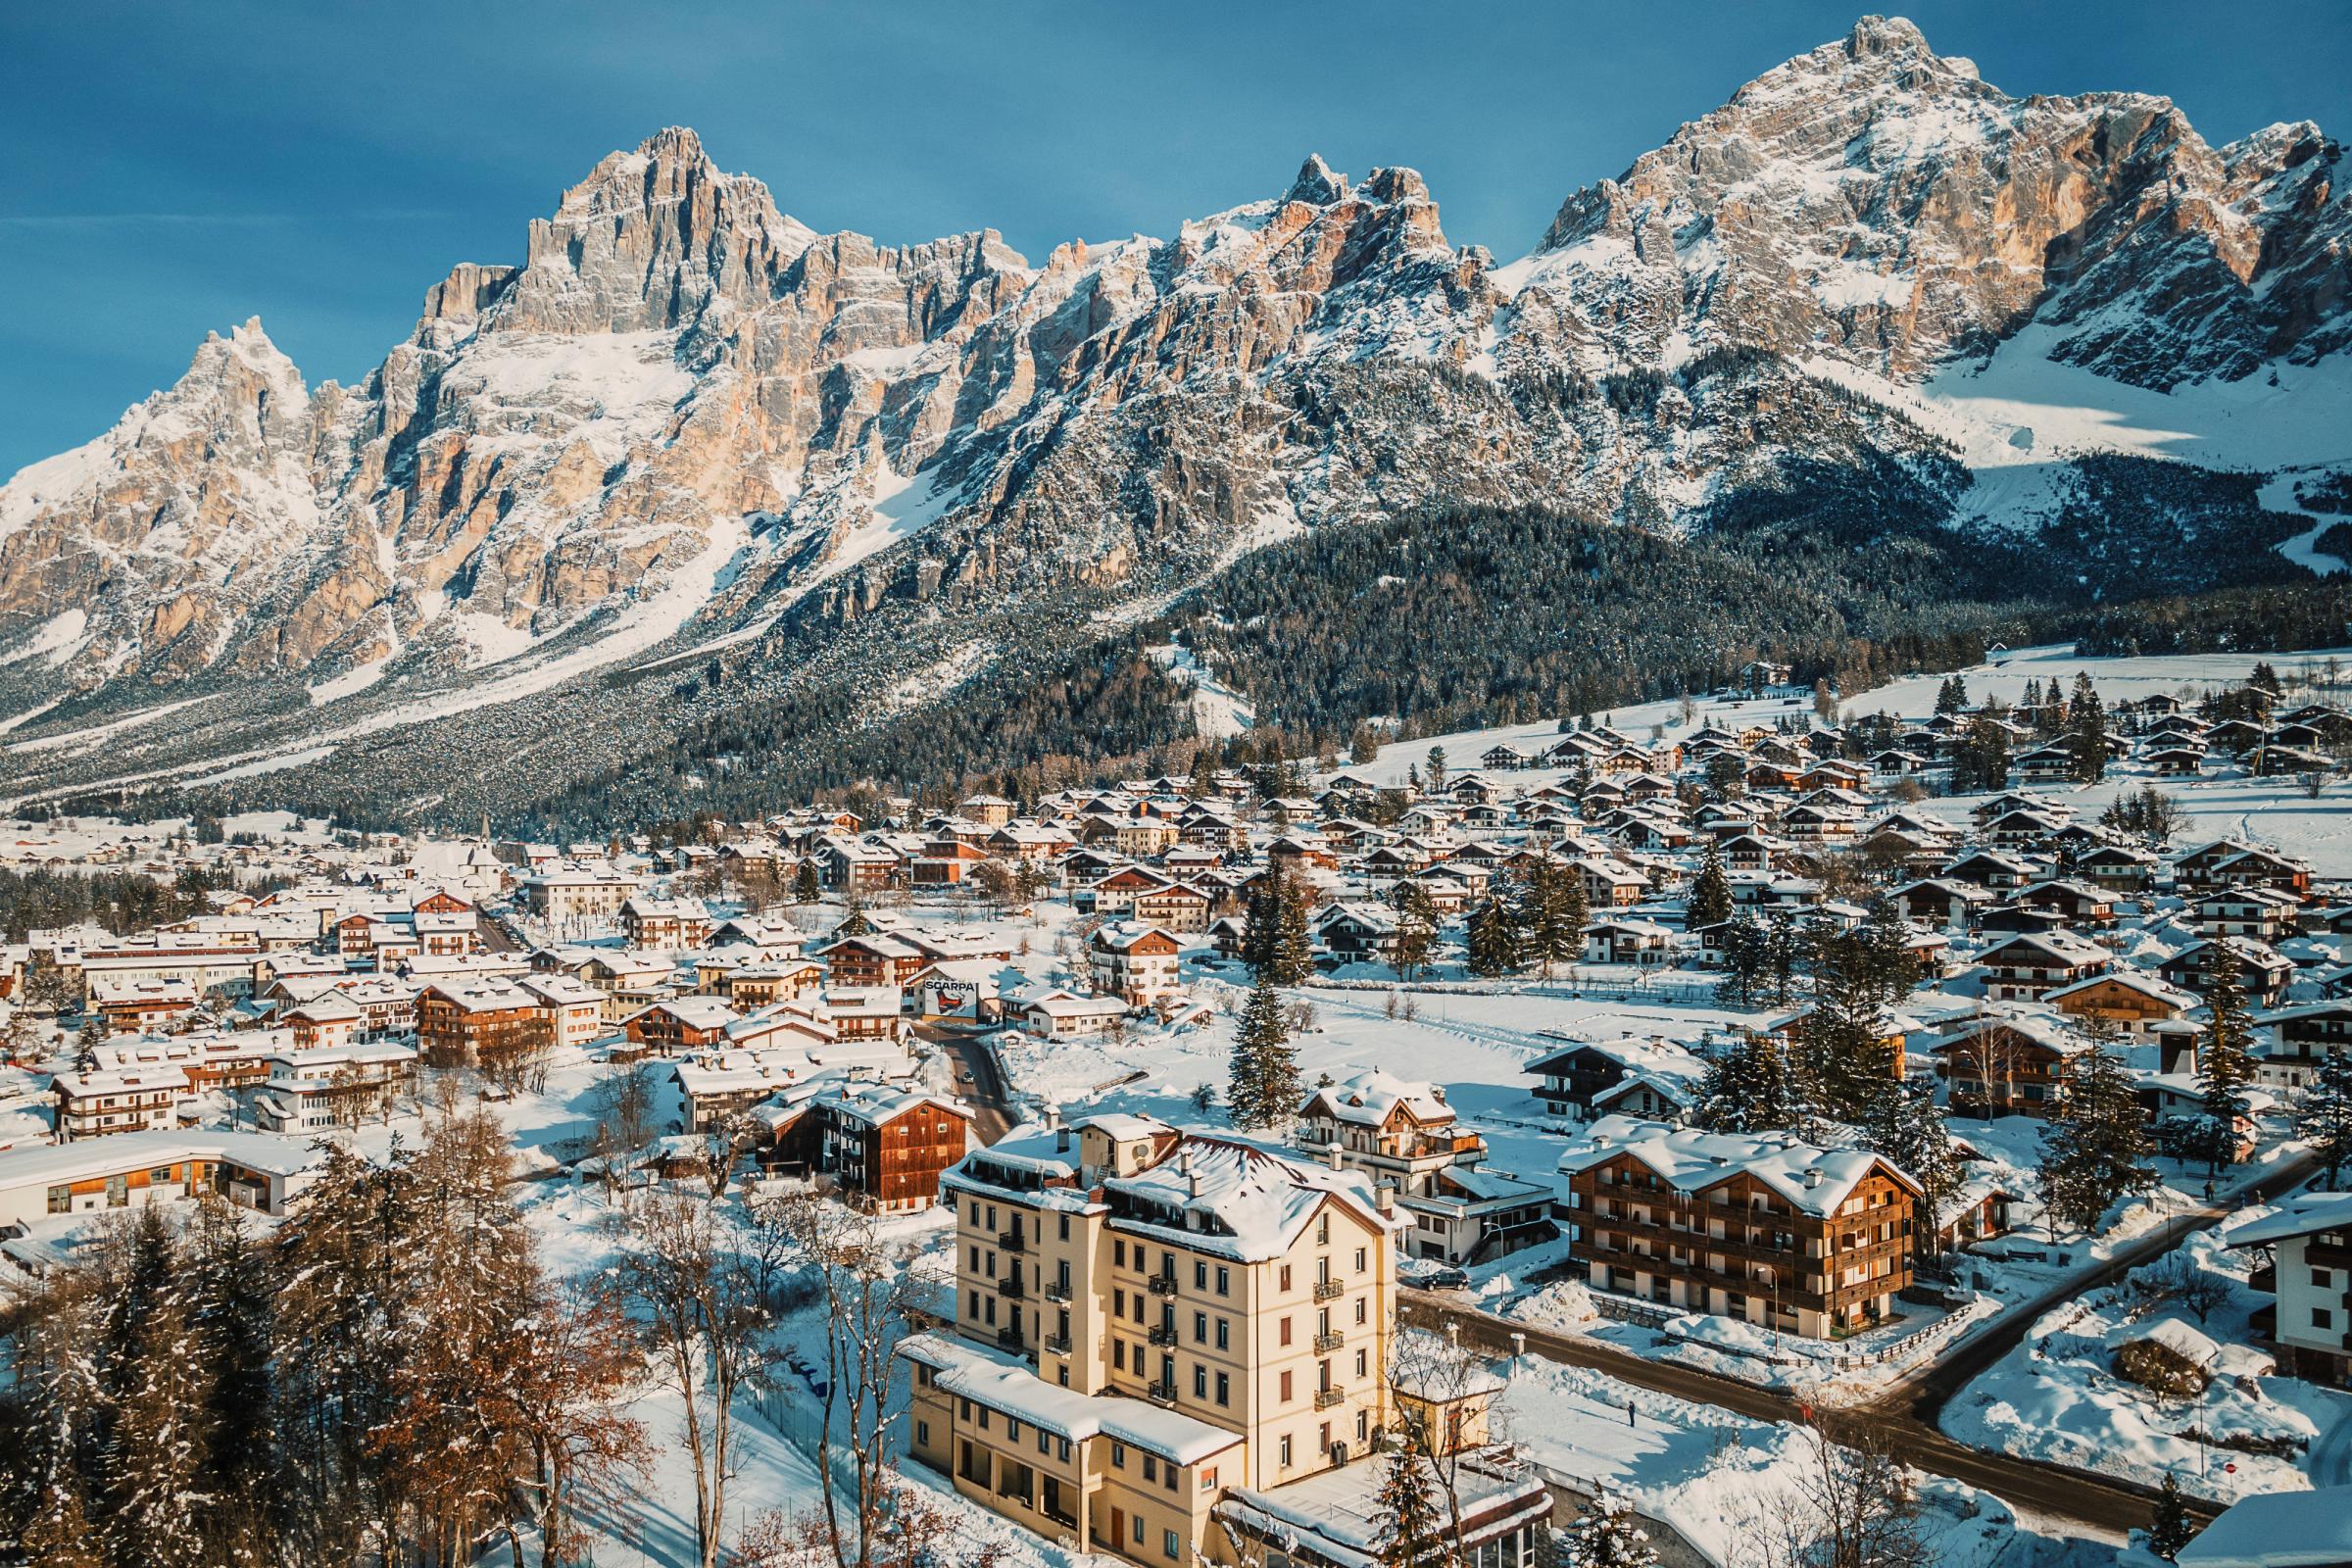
[0,208,451,230]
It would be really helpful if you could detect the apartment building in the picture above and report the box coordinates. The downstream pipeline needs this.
[1556,1116,1920,1338]
[52,1066,188,1141]
[1088,924,1185,1009]
[2228,1192,2352,1388]
[1294,1070,1555,1267]
[907,1113,1543,1567]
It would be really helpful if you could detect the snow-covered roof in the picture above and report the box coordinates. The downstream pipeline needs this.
[898,1332,1243,1464]
[1104,1136,1405,1261]
[1299,1068,1451,1129]
[2223,1191,2352,1250]
[2177,1486,2352,1568]
[1555,1116,1918,1216]
[2104,1312,2219,1364]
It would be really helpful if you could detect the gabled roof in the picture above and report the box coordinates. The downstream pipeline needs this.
[1555,1115,1919,1216]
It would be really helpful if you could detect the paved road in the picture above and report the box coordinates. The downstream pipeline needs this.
[1405,1152,2319,1538]
[928,1026,1015,1145]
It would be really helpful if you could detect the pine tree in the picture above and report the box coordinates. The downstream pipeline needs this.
[2296,1048,2352,1190]
[184,1198,278,1561]
[1370,1451,1445,1568]
[1229,977,1299,1130]
[1391,884,1438,983]
[1562,1489,1661,1568]
[1687,840,1733,933]
[2148,1472,2194,1562]
[96,1204,210,1568]
[1465,898,1523,979]
[1273,875,1315,986]
[2196,938,2257,1177]
[792,859,821,905]
[1694,1034,1807,1134]
[1934,677,1961,715]
[2039,1041,2158,1234]
[1520,861,1584,978]
[2068,671,2109,783]
[1718,914,1770,1007]
[1425,747,1448,796]
[1860,1075,1962,1250]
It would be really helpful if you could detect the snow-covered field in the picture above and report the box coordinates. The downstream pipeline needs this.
[1942,1228,2352,1507]
[1493,1351,2114,1567]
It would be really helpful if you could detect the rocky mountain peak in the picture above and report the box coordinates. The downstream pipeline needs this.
[490,125,817,335]
[1283,154,1348,207]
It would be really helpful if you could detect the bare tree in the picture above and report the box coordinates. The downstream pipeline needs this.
[490,1276,651,1568]
[1386,1329,1499,1561]
[618,1190,774,1568]
[1740,1427,1932,1568]
[776,1190,923,1568]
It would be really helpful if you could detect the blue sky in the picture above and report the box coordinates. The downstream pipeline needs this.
[5,0,2348,476]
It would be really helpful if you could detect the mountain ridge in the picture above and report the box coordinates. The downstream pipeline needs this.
[2,15,2348,825]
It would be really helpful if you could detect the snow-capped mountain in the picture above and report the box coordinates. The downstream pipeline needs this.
[3,18,2348,821]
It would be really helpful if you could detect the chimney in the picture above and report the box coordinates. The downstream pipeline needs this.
[1055,1126,1071,1153]
[1376,1181,1396,1215]
[1327,1144,1345,1171]
[1803,1167,1824,1190]
[1188,1170,1202,1200]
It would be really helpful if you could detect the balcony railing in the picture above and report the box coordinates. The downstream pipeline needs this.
[1147,1324,1177,1347]
[1044,1333,1071,1354]
[1313,1387,1346,1409]
[1313,1331,1345,1352]
[1044,1281,1072,1304]
[1145,1382,1178,1407]
[1312,1280,1344,1302]
[996,1325,1024,1349]
[1147,1275,1179,1297]
[997,1274,1026,1299]
[998,1231,1027,1254]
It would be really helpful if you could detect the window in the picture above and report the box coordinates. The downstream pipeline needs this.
[916,1419,930,1446]
[1317,1214,1330,1245]
[1354,1247,1366,1272]
[1114,1288,1126,1315]
[2317,1307,2335,1329]
[1111,1442,1126,1469]
[1215,1317,1230,1350]
[1201,1466,1218,1491]
[1353,1298,1367,1325]
[1195,1259,1208,1289]
[1132,1516,1144,1544]
[1115,1341,1127,1370]
[1279,1315,1293,1346]
[1059,1215,1071,1241]
[2317,1268,2335,1288]
[1058,1437,1071,1461]
[1279,1264,1293,1292]
[1006,1417,1021,1442]
[1194,1311,1207,1343]
[1165,1528,1181,1559]
[1279,1436,1293,1468]
[1280,1370,1294,1402]
[46,1185,69,1214]
[959,1397,972,1419]
[1216,1265,1230,1295]
[1038,1429,1051,1455]
[1215,1372,1230,1406]
[1354,1348,1367,1378]
[1115,1240,1127,1267]
[1142,1455,1158,1482]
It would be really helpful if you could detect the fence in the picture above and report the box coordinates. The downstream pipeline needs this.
[1583,1283,1995,1373]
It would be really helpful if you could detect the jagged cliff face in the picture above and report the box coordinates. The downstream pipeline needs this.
[1507,16,2351,388]
[0,18,2346,811]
